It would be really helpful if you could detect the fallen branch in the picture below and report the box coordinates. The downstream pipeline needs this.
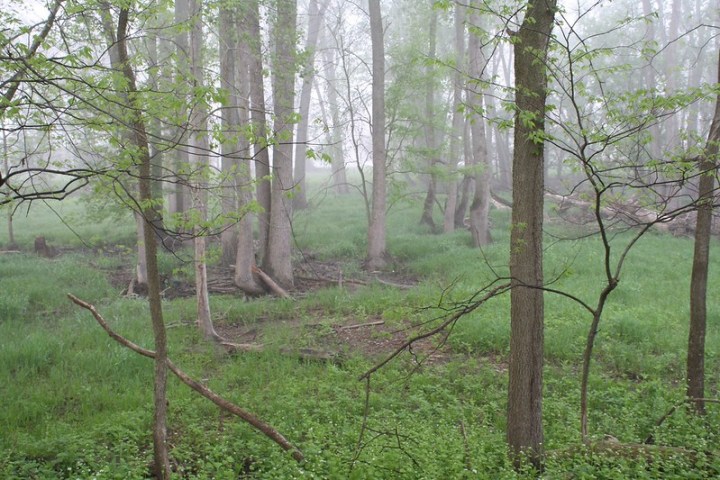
[219,341,265,353]
[339,320,385,330]
[67,293,304,462]
[252,266,291,298]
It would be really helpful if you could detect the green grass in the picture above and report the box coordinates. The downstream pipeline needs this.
[1,189,719,478]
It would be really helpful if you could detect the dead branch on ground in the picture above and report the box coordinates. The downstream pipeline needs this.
[339,320,385,330]
[67,293,304,462]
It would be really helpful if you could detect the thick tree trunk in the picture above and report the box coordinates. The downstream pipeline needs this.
[366,0,387,271]
[263,0,297,288]
[467,5,491,246]
[116,8,171,478]
[245,0,271,263]
[507,0,556,467]
[687,50,720,415]
[170,0,191,221]
[233,4,265,295]
[219,6,239,267]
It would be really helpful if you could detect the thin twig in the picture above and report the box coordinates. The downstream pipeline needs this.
[358,282,511,381]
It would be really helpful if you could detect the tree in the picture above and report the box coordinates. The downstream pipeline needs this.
[293,0,329,209]
[245,0,272,262]
[443,2,466,233]
[114,6,171,476]
[419,2,439,231]
[687,48,720,415]
[262,0,298,288]
[506,0,557,466]
[466,3,492,246]
[366,0,388,271]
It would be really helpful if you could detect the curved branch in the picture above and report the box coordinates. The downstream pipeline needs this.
[67,293,304,462]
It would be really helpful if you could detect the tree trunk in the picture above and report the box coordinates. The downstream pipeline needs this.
[467,4,491,246]
[189,0,219,341]
[454,116,473,228]
[234,3,265,295]
[116,8,171,478]
[687,49,720,415]
[170,0,191,221]
[366,0,387,271]
[420,3,439,231]
[293,0,328,209]
[443,2,465,233]
[219,5,240,268]
[263,0,297,288]
[246,0,271,263]
[320,27,349,194]
[2,125,16,248]
[507,0,556,467]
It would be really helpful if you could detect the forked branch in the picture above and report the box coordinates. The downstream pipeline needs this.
[67,293,304,462]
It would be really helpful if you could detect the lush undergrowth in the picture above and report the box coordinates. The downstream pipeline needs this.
[1,190,719,479]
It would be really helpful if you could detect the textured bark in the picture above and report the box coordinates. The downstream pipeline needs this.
[687,50,720,415]
[233,4,265,295]
[189,0,219,342]
[115,8,171,478]
[366,0,388,271]
[507,0,556,467]
[262,0,297,288]
[293,0,328,209]
[170,0,190,219]
[219,6,239,267]
[246,0,271,262]
[443,3,465,233]
[467,5,491,246]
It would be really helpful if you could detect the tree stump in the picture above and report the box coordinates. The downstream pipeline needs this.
[34,236,55,257]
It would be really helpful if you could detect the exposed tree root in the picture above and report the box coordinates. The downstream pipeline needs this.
[252,266,291,298]
[67,293,304,462]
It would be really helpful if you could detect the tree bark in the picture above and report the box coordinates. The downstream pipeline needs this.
[263,0,297,288]
[443,2,465,233]
[507,0,556,467]
[189,0,219,342]
[115,8,171,478]
[687,49,720,415]
[366,0,388,271]
[246,0,272,263]
[219,5,239,267]
[170,0,191,220]
[466,5,492,247]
